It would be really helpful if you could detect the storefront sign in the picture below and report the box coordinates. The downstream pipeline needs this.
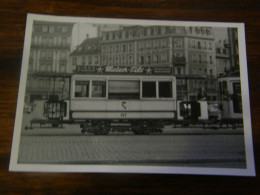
[75,66,172,75]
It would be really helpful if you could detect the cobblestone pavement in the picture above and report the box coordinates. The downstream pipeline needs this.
[18,132,246,168]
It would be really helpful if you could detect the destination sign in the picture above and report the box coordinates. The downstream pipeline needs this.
[75,66,172,75]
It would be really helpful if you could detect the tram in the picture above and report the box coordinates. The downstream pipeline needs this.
[25,67,243,134]
[218,73,243,128]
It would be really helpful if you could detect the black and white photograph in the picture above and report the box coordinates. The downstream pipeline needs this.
[9,13,255,176]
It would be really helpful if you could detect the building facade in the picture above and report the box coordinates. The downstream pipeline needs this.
[26,21,74,105]
[70,25,218,101]
[70,37,100,72]
[216,40,231,76]
[228,28,239,72]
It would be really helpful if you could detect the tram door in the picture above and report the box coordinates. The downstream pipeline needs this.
[219,79,242,119]
[44,101,68,121]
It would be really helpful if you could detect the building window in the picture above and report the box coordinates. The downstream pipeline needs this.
[115,57,119,65]
[122,44,126,52]
[189,27,193,33]
[154,40,159,48]
[192,54,196,62]
[95,56,98,64]
[61,37,67,47]
[102,57,107,66]
[42,26,48,32]
[49,26,54,33]
[161,53,168,62]
[154,54,160,63]
[88,56,92,65]
[129,31,133,38]
[129,43,133,52]
[192,40,196,48]
[208,42,212,50]
[154,27,158,35]
[62,26,68,33]
[138,42,145,50]
[203,55,207,63]
[198,54,202,63]
[161,39,167,47]
[139,56,144,65]
[48,37,53,47]
[174,39,182,48]
[146,41,152,49]
[193,68,197,75]
[115,45,119,53]
[161,27,166,34]
[140,29,144,36]
[128,55,133,65]
[204,68,207,75]
[210,69,213,76]
[72,57,77,66]
[203,42,206,49]
[82,56,86,65]
[146,28,151,36]
[209,55,213,64]
[146,55,151,64]
[42,37,47,46]
[177,68,182,75]
[102,46,107,54]
[198,41,201,49]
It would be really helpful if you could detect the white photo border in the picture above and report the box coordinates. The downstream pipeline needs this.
[9,13,255,176]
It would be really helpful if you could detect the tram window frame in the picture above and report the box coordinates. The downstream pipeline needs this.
[159,81,173,98]
[74,81,90,98]
[108,80,140,100]
[92,80,106,98]
[142,81,156,98]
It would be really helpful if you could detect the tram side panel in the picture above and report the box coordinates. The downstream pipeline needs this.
[70,99,176,120]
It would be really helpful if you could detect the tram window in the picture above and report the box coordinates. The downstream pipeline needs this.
[108,80,140,99]
[159,81,172,98]
[233,83,242,113]
[92,81,106,98]
[142,82,156,98]
[75,81,89,98]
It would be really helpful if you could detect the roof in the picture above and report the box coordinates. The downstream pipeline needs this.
[70,37,100,56]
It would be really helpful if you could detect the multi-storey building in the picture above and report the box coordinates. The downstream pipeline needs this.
[177,26,217,101]
[215,40,231,76]
[70,37,100,72]
[26,21,74,104]
[71,25,217,101]
[228,28,239,72]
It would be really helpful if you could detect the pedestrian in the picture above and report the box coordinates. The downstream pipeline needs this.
[197,87,207,100]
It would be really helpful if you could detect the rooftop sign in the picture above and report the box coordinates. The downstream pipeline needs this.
[75,66,172,75]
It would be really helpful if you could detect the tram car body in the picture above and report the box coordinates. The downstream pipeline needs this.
[28,72,243,133]
[218,75,243,126]
[70,74,177,134]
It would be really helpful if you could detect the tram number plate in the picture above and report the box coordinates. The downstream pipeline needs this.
[120,113,127,117]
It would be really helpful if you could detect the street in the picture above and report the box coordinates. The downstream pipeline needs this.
[17,124,246,168]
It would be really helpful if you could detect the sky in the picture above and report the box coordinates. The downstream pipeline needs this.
[71,23,98,50]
